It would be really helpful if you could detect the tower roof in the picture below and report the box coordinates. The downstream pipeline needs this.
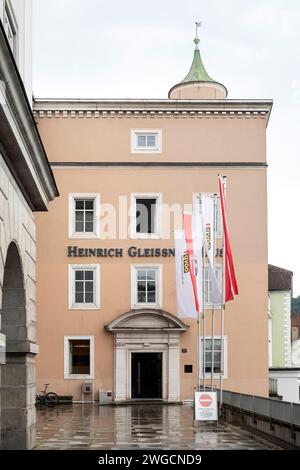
[179,38,215,84]
[168,26,227,100]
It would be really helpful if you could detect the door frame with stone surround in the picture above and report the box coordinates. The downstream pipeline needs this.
[106,309,188,402]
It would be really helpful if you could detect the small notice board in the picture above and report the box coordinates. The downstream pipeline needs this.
[195,391,218,421]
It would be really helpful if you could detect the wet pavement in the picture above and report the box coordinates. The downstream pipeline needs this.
[35,404,280,450]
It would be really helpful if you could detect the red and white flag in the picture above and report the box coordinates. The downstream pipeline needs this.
[218,176,238,302]
[175,213,203,318]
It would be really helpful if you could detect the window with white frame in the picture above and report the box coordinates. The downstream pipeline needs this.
[131,193,161,238]
[4,3,17,58]
[131,265,162,308]
[204,266,222,307]
[68,265,100,309]
[131,129,162,154]
[64,336,94,379]
[194,194,223,238]
[200,336,227,377]
[68,194,100,238]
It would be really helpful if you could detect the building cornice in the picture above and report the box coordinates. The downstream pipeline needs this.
[33,98,273,124]
[0,21,59,211]
[50,161,268,169]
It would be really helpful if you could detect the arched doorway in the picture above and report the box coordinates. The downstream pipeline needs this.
[106,309,188,402]
[0,242,36,449]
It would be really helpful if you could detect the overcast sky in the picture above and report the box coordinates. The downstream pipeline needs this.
[32,0,300,296]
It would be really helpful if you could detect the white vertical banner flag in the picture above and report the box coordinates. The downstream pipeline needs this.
[200,195,222,307]
[175,214,203,318]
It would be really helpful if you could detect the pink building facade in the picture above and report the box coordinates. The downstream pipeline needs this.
[34,38,272,402]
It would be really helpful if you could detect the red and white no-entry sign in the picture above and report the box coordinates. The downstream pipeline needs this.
[195,391,217,421]
[199,393,212,407]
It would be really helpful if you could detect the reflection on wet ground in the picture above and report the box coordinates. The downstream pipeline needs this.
[35,404,281,450]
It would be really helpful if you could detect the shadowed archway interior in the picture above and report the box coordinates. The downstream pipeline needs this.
[2,241,26,344]
[0,241,35,449]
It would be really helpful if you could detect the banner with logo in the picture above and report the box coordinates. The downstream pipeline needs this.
[175,214,203,318]
[200,195,222,307]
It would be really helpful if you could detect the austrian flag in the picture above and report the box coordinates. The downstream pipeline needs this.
[218,176,239,302]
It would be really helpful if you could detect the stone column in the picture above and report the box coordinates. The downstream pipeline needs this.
[0,242,38,449]
[1,348,37,449]
[168,335,181,402]
[114,340,127,401]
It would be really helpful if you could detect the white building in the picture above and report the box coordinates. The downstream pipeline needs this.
[268,265,300,404]
[269,368,300,404]
[292,339,300,367]
[0,0,32,100]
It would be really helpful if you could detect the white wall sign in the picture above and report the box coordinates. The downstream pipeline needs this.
[195,391,218,421]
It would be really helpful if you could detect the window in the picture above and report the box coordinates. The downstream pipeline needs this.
[131,129,162,154]
[131,265,162,308]
[4,3,17,58]
[200,336,227,378]
[136,198,156,234]
[68,193,100,238]
[204,266,222,307]
[269,378,278,396]
[64,336,94,379]
[193,194,223,238]
[131,193,162,238]
[68,265,100,309]
[75,199,94,233]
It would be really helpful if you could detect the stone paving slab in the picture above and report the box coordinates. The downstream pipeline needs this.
[35,404,281,450]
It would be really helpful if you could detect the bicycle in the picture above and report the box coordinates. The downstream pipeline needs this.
[36,383,59,407]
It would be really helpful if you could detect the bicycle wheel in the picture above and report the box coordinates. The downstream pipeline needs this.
[44,392,59,407]
[36,394,42,406]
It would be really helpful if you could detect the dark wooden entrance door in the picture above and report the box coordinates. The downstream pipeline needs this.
[131,352,162,399]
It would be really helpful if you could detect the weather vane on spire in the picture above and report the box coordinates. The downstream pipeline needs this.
[194,21,202,48]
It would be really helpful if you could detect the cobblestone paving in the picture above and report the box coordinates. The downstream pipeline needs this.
[35,404,280,450]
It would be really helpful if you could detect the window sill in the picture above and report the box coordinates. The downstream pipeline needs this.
[131,304,161,310]
[131,233,161,240]
[64,374,94,380]
[69,233,100,239]
[200,374,228,380]
[132,149,161,154]
[69,305,101,310]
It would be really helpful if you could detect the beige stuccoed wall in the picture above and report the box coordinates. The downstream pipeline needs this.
[35,115,267,164]
[35,110,269,400]
[169,83,227,100]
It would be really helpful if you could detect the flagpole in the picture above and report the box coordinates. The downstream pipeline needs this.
[211,194,218,391]
[199,195,206,391]
[211,311,214,391]
[202,249,206,391]
[197,312,201,390]
[196,207,201,392]
[219,176,227,417]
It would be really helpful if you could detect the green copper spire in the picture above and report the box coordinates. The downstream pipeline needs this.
[180,31,215,84]
[168,22,228,99]
[181,45,215,83]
